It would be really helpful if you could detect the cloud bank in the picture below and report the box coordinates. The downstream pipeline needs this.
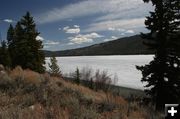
[104,36,118,42]
[35,0,152,25]
[84,18,145,32]
[62,26,80,34]
[3,19,14,23]
[44,40,60,45]
[68,32,103,44]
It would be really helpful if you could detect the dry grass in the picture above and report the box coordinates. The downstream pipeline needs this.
[56,76,126,105]
[0,66,163,119]
[9,66,23,79]
[10,66,42,85]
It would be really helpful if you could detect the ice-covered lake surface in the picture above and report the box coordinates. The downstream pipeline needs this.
[46,55,154,89]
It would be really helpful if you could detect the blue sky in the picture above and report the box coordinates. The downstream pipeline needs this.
[0,0,153,51]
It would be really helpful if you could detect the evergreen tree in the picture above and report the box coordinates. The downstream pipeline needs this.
[12,22,26,68]
[7,24,14,46]
[75,67,80,85]
[7,24,14,68]
[89,78,94,89]
[0,41,11,67]
[48,56,61,76]
[8,12,45,72]
[137,0,180,110]
[20,12,45,73]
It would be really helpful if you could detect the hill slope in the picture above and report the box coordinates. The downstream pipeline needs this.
[45,35,154,57]
[0,66,162,119]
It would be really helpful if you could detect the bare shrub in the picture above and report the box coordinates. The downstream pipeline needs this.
[23,69,42,85]
[81,67,93,81]
[94,70,112,92]
[10,66,23,80]
[70,67,116,92]
[0,71,12,90]
[80,67,94,88]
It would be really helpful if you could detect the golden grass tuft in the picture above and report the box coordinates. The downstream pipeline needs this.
[23,69,42,84]
[9,66,42,85]
[10,66,23,80]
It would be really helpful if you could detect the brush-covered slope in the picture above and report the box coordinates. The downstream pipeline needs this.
[0,66,162,119]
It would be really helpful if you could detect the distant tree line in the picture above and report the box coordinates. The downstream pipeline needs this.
[0,12,45,73]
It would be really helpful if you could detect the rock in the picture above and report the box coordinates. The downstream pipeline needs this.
[29,105,35,110]
[0,64,4,71]
[0,70,6,74]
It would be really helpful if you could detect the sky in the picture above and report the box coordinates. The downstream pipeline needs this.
[0,0,153,51]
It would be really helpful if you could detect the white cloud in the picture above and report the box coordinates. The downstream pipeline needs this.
[103,39,110,42]
[68,32,103,44]
[70,35,93,44]
[74,25,80,28]
[3,19,14,23]
[36,36,44,41]
[35,0,153,24]
[66,28,80,34]
[67,42,74,45]
[120,33,125,36]
[63,26,70,30]
[108,27,135,34]
[108,27,115,31]
[44,40,60,45]
[104,36,118,42]
[35,36,59,45]
[117,28,126,32]
[63,26,80,34]
[67,19,73,21]
[44,45,50,49]
[111,36,118,39]
[84,18,145,32]
[35,36,60,48]
[125,30,135,34]
[83,32,103,39]
[108,27,126,32]
[94,3,152,22]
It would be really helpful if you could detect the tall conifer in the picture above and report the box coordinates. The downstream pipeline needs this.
[19,12,45,73]
[137,0,180,110]
[7,12,45,72]
[0,41,11,67]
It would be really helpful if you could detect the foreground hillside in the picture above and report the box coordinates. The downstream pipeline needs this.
[45,35,154,57]
[0,66,162,119]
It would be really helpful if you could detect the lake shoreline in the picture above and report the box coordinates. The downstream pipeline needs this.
[45,54,154,58]
[46,55,153,89]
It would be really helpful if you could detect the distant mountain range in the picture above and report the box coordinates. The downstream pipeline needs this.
[44,35,154,57]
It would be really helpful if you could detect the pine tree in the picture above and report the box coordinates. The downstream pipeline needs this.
[19,12,45,73]
[7,24,14,46]
[7,24,14,68]
[90,78,94,89]
[48,56,61,76]
[0,41,11,67]
[8,12,45,72]
[7,24,17,68]
[75,67,80,85]
[12,22,26,68]
[137,0,180,110]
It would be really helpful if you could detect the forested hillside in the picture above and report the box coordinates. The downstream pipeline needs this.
[45,35,154,57]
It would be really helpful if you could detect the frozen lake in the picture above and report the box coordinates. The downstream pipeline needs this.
[46,55,153,89]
